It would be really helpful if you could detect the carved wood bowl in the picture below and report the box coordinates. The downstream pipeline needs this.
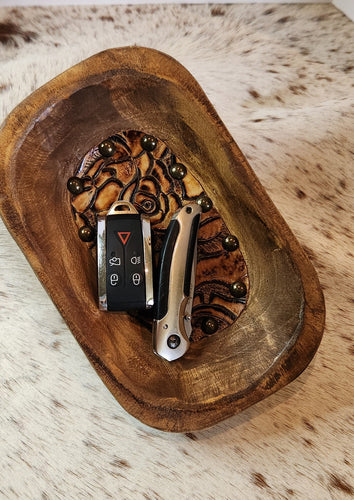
[0,47,325,432]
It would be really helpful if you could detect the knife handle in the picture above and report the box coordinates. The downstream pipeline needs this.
[153,203,201,361]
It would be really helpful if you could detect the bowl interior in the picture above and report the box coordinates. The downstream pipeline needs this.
[0,48,324,430]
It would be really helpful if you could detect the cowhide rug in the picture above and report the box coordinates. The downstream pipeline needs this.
[0,3,353,499]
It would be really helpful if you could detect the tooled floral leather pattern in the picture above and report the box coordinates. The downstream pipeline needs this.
[70,130,248,342]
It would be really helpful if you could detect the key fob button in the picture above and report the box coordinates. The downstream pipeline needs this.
[110,273,120,286]
[109,256,121,266]
[131,273,142,286]
[130,255,141,265]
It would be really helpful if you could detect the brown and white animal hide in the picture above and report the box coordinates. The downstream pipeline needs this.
[0,4,353,499]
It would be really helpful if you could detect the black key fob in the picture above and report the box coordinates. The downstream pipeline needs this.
[97,201,153,311]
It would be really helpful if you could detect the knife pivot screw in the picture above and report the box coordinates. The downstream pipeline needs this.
[201,317,218,335]
[222,234,239,252]
[167,334,181,349]
[184,314,191,321]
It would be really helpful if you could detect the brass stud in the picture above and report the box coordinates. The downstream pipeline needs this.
[170,163,187,180]
[201,317,218,335]
[67,176,84,195]
[230,281,247,298]
[222,234,239,252]
[98,140,116,157]
[141,134,157,152]
[78,225,95,242]
[196,195,213,213]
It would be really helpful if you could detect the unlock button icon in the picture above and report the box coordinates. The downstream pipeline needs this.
[132,273,141,286]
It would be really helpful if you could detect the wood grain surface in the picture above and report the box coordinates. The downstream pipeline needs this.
[0,45,325,432]
[0,4,352,499]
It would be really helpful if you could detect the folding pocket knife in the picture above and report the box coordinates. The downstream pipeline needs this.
[153,202,202,361]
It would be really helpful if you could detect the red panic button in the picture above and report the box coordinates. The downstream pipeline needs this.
[118,232,131,245]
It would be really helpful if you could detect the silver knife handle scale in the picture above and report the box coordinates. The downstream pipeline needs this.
[153,203,202,361]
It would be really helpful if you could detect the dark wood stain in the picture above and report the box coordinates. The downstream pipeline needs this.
[263,371,282,390]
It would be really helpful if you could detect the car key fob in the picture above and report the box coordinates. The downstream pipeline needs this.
[153,202,202,361]
[97,201,154,311]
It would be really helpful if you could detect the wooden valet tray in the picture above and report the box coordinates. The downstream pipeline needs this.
[0,47,325,432]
